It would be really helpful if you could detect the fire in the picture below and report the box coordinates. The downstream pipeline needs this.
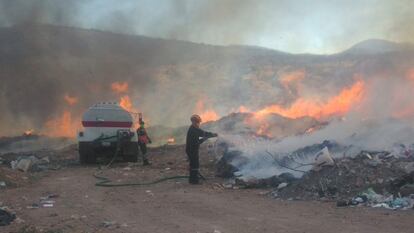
[305,126,318,134]
[23,129,34,136]
[119,95,133,111]
[44,110,79,137]
[111,81,129,93]
[407,69,414,82]
[110,82,139,113]
[167,138,175,144]
[238,106,250,113]
[256,80,366,119]
[64,94,78,106]
[256,122,272,138]
[200,110,219,123]
[195,99,219,122]
[393,69,414,118]
[279,70,305,95]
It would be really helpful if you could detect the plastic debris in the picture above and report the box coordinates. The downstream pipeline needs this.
[277,182,288,190]
[11,155,50,172]
[42,203,54,208]
[26,204,40,209]
[0,208,16,226]
[101,221,116,228]
[338,188,414,210]
[312,147,334,171]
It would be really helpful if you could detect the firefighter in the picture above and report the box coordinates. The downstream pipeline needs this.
[137,121,152,166]
[186,114,218,184]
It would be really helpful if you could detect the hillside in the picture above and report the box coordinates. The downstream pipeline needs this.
[1,24,414,135]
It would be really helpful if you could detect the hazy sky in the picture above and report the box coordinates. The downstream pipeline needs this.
[1,0,413,54]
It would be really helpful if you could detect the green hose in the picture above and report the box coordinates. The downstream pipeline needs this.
[94,173,189,187]
[92,132,201,187]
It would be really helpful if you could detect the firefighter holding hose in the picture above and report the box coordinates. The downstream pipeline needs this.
[186,114,218,184]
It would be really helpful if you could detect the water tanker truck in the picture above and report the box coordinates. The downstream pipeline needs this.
[77,102,139,164]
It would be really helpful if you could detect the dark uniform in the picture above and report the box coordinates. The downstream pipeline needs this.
[185,125,216,184]
[137,126,151,165]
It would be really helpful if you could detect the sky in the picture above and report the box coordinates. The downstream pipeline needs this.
[0,0,413,54]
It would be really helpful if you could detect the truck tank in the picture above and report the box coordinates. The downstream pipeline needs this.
[77,102,139,164]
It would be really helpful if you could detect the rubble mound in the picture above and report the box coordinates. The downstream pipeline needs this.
[275,152,414,200]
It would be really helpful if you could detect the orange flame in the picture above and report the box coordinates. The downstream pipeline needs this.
[111,81,129,94]
[23,129,34,136]
[195,99,219,122]
[119,95,133,112]
[279,70,305,95]
[44,110,79,137]
[238,106,250,113]
[64,94,78,106]
[256,122,272,138]
[256,80,366,119]
[167,138,175,144]
[393,69,414,118]
[408,69,414,82]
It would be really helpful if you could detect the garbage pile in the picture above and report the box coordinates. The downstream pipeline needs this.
[0,143,78,172]
[216,141,414,210]
[0,142,78,188]
[273,151,414,201]
[336,188,414,210]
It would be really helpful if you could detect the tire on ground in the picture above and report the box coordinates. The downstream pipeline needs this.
[79,142,97,164]
[123,153,138,162]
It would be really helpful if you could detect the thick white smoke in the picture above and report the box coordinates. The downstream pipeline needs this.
[221,73,414,180]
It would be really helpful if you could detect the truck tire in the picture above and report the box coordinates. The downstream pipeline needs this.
[79,142,97,164]
[79,143,89,164]
[124,153,138,163]
[87,151,97,164]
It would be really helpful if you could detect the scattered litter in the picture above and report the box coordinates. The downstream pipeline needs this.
[223,183,233,189]
[11,157,33,172]
[40,194,59,200]
[0,208,16,226]
[14,217,25,224]
[336,188,414,210]
[42,203,54,208]
[11,155,51,172]
[41,200,56,204]
[26,204,40,209]
[277,182,288,190]
[101,221,116,228]
[0,181,6,188]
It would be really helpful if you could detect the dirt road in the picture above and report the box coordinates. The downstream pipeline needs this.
[1,146,414,233]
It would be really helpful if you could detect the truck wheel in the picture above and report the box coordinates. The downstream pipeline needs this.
[124,153,138,163]
[79,143,89,164]
[79,142,97,164]
[87,152,97,164]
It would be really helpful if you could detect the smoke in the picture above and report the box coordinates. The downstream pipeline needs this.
[224,72,414,180]
[0,0,413,138]
[0,0,83,27]
[1,0,414,53]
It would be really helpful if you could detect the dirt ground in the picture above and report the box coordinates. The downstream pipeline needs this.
[1,145,414,233]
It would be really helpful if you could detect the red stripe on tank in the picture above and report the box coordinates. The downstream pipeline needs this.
[82,121,133,128]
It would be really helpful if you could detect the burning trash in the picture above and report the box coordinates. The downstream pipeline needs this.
[23,129,34,137]
[167,138,175,145]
